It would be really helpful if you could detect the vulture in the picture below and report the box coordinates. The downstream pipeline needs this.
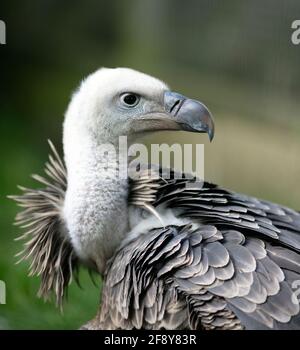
[11,68,300,330]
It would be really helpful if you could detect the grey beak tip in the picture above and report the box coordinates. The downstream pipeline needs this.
[164,91,215,140]
[208,121,215,142]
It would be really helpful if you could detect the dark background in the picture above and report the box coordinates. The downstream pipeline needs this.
[0,0,300,329]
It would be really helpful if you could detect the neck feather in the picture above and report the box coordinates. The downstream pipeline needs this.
[63,132,129,274]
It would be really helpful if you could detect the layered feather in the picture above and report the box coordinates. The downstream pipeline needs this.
[99,224,300,329]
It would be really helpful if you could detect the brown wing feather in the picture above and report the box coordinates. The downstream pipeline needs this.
[129,169,300,252]
[99,223,300,329]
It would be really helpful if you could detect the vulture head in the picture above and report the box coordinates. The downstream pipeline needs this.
[63,67,214,150]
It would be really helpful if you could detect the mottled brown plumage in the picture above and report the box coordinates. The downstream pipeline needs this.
[92,222,300,330]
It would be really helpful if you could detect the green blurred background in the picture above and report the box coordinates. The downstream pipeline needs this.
[0,0,300,329]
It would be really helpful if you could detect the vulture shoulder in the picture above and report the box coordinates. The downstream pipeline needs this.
[130,170,300,252]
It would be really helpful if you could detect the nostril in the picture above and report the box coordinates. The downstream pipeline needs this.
[170,99,185,116]
[170,99,180,114]
[164,91,186,115]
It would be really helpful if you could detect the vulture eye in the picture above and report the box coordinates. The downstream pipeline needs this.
[120,93,140,107]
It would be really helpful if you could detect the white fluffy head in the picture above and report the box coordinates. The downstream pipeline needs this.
[63,67,169,145]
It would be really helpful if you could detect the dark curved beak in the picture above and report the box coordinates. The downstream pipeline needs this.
[164,91,214,141]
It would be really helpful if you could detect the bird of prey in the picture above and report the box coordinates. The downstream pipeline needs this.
[11,68,300,330]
